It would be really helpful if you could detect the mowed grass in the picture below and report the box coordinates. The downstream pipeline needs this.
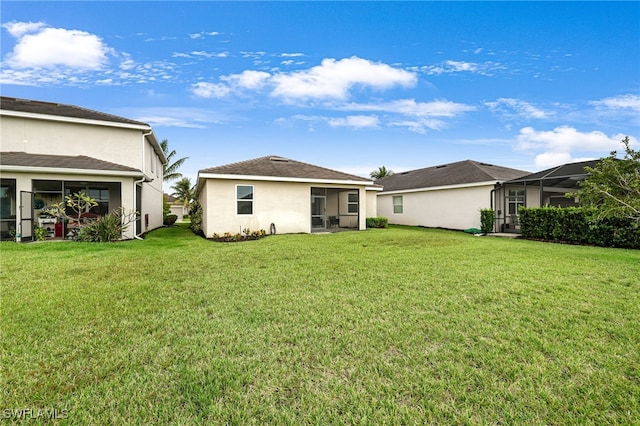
[1,224,639,424]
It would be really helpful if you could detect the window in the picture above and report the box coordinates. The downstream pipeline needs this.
[508,190,525,215]
[237,185,253,215]
[392,196,403,214]
[347,192,358,214]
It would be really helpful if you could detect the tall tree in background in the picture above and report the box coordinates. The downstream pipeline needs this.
[161,139,188,182]
[370,166,394,180]
[572,136,640,222]
[171,178,196,208]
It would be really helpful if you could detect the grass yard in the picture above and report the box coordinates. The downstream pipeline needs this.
[1,224,639,424]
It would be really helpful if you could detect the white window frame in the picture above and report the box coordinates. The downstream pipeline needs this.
[508,189,525,215]
[347,192,358,214]
[392,195,403,214]
[236,184,254,215]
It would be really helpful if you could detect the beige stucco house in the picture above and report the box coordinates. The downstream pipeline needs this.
[0,96,166,241]
[196,155,380,236]
[376,160,529,231]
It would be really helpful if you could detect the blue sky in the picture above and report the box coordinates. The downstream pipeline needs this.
[2,1,639,185]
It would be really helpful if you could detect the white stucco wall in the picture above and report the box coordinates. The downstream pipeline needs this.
[377,184,495,230]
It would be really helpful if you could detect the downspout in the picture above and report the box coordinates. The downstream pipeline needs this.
[490,185,497,232]
[133,129,154,240]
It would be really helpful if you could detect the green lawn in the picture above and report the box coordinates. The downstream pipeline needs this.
[1,224,639,424]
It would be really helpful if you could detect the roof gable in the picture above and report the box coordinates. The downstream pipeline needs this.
[0,96,147,127]
[199,155,372,183]
[376,160,530,192]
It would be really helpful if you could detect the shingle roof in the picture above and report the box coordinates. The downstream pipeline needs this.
[376,160,530,192]
[0,152,142,173]
[0,96,148,126]
[505,159,599,183]
[199,155,372,183]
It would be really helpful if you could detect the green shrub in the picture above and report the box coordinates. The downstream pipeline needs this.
[33,226,48,241]
[77,213,124,242]
[189,201,203,236]
[519,206,640,249]
[211,228,267,242]
[479,209,495,234]
[366,217,388,228]
[164,214,178,226]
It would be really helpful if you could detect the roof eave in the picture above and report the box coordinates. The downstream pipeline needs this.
[0,164,145,178]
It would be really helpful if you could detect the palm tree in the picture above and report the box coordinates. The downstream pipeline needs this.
[171,177,195,208]
[161,139,188,182]
[370,166,394,179]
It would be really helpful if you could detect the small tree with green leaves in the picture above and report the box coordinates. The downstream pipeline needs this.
[47,191,98,229]
[569,136,640,223]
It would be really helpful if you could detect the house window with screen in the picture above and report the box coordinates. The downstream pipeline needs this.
[508,189,525,215]
[392,195,403,214]
[237,185,253,215]
[348,192,358,214]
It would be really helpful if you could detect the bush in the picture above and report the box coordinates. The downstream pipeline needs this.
[189,201,203,235]
[211,228,267,242]
[77,213,124,242]
[164,214,178,226]
[366,217,388,228]
[480,209,495,234]
[33,226,48,241]
[519,206,640,249]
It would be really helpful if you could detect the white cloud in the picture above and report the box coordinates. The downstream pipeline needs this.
[191,81,230,98]
[270,56,417,100]
[327,115,379,129]
[189,31,220,39]
[221,70,270,90]
[388,118,446,134]
[515,126,636,168]
[4,22,113,69]
[486,98,553,120]
[2,21,46,37]
[342,99,475,118]
[589,94,640,111]
[420,60,504,76]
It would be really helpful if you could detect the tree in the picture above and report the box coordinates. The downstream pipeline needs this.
[161,139,188,182]
[171,177,196,208]
[370,166,394,179]
[571,136,640,222]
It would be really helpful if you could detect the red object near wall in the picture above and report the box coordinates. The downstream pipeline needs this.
[54,222,63,238]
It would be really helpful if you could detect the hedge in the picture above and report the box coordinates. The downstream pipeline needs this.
[366,217,388,228]
[519,206,640,249]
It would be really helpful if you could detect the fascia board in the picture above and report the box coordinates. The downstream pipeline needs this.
[379,180,500,195]
[198,172,375,187]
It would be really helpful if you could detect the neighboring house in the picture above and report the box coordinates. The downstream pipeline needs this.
[196,155,380,236]
[165,193,189,219]
[376,160,529,231]
[0,96,167,241]
[494,159,600,233]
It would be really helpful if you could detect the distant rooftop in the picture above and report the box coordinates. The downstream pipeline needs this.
[376,160,530,192]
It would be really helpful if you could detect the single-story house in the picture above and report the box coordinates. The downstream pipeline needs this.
[376,160,529,230]
[196,155,381,236]
[164,193,189,219]
[0,96,166,241]
[493,159,600,233]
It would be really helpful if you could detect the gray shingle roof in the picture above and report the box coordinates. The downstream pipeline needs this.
[0,96,148,126]
[505,160,598,183]
[0,152,142,173]
[200,155,372,183]
[376,160,530,192]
